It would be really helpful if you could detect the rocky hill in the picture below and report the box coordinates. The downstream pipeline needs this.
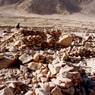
[0,0,95,15]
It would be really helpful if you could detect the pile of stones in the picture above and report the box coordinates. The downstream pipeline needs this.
[0,27,95,95]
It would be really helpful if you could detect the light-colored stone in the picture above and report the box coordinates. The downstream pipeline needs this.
[8,46,18,52]
[51,78,61,85]
[47,37,56,47]
[31,77,38,84]
[8,82,15,88]
[19,53,32,64]
[59,66,74,75]
[54,62,66,73]
[33,53,45,62]
[48,64,57,76]
[58,34,73,47]
[33,53,40,62]
[48,82,56,90]
[28,62,42,70]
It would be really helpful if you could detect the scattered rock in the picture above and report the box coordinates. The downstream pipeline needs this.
[28,62,42,70]
[8,46,18,52]
[19,53,33,64]
[0,27,95,95]
[58,34,73,47]
[33,53,40,62]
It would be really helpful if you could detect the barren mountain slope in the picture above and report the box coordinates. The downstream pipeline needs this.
[0,0,95,15]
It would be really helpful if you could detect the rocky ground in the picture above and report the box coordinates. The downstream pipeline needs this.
[0,25,95,95]
[1,0,95,95]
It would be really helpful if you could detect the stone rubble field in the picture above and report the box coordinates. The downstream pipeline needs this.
[0,26,95,95]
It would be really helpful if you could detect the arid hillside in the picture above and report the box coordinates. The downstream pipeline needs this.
[0,0,95,15]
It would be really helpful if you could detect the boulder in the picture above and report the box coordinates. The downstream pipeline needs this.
[33,53,41,62]
[19,53,33,64]
[58,34,73,47]
[59,66,74,75]
[28,62,42,70]
[8,46,18,52]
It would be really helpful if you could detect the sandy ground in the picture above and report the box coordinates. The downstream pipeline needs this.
[0,13,95,28]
